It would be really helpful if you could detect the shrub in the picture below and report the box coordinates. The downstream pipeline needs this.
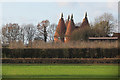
[2,58,120,64]
[71,27,95,41]
[2,48,119,58]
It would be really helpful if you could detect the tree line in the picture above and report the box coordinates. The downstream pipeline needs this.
[2,20,57,46]
[1,13,118,47]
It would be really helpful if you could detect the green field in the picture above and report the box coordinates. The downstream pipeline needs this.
[2,64,119,79]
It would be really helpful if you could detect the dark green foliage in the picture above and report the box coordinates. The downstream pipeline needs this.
[2,48,119,58]
[2,58,119,64]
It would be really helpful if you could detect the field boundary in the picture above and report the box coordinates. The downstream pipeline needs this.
[2,58,120,64]
[2,48,119,58]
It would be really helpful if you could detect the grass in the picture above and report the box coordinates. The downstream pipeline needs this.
[2,64,119,78]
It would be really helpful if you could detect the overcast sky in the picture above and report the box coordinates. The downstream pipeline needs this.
[1,2,118,26]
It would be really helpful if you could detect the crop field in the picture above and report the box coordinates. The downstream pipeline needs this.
[2,64,119,79]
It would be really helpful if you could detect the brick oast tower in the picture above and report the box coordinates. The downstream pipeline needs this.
[65,14,76,42]
[54,13,66,42]
[54,12,90,43]
[80,12,90,28]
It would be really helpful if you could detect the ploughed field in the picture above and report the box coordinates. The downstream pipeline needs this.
[2,64,119,78]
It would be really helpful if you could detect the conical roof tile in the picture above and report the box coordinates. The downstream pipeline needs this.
[65,14,75,42]
[54,13,66,42]
[80,12,90,28]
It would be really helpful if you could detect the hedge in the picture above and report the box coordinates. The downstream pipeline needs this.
[2,58,120,64]
[2,48,119,58]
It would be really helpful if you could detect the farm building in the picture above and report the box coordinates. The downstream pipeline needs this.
[54,12,90,42]
[65,14,76,42]
[80,12,90,28]
[54,13,66,42]
[54,12,119,42]
[88,37,118,41]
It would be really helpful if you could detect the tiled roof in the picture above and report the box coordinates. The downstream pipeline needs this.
[80,12,90,28]
[65,15,70,28]
[65,14,76,42]
[89,37,118,40]
[54,13,66,42]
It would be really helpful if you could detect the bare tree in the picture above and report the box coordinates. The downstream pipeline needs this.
[23,24,36,45]
[37,20,50,42]
[95,13,114,23]
[2,23,21,44]
[47,24,57,42]
[94,13,115,36]
[18,27,25,44]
